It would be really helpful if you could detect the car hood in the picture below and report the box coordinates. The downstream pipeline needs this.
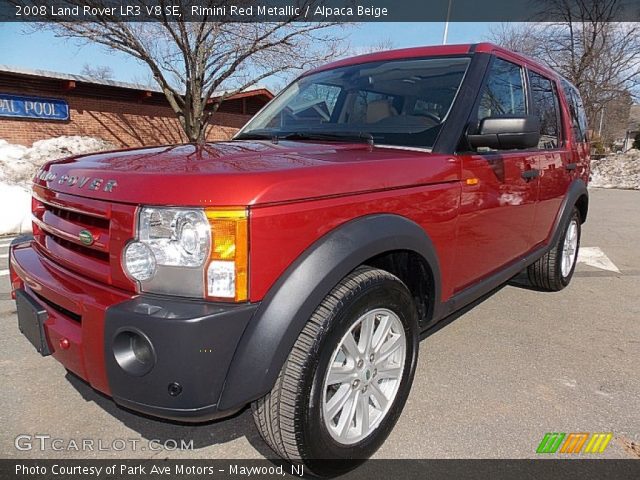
[35,140,458,206]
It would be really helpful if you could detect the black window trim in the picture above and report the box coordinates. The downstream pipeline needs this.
[433,52,492,154]
[553,77,566,148]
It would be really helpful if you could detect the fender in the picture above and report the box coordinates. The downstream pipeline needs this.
[549,178,588,246]
[218,214,441,411]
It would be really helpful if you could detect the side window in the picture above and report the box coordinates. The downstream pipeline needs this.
[477,58,526,121]
[567,91,580,141]
[560,79,589,143]
[529,71,561,149]
[570,88,588,143]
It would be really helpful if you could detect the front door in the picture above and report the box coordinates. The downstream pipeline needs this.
[453,56,539,291]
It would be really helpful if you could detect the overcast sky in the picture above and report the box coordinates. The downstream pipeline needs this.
[0,22,496,90]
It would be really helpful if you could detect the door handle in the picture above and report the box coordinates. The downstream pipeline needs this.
[521,169,540,181]
[566,163,577,171]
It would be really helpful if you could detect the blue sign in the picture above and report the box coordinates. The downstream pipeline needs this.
[0,93,69,121]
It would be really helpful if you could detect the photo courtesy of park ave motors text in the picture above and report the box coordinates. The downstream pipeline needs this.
[0,0,639,478]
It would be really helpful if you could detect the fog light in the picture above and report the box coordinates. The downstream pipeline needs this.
[207,260,236,298]
[123,241,156,282]
[113,329,156,376]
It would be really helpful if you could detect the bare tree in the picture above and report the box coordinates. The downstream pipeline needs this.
[356,37,395,55]
[599,90,633,146]
[488,1,640,142]
[80,63,114,80]
[487,23,543,56]
[37,1,345,144]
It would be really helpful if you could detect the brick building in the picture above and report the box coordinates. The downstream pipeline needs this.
[0,66,273,148]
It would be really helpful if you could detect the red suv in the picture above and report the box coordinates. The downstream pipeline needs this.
[9,43,589,475]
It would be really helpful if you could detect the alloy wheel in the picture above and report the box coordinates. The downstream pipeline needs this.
[321,308,406,445]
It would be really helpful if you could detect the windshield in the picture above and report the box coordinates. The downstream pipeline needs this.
[237,56,470,149]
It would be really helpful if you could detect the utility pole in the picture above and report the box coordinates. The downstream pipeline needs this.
[624,130,629,151]
[442,0,452,44]
[598,107,605,139]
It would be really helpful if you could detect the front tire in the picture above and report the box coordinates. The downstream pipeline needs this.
[251,266,419,477]
[527,206,581,291]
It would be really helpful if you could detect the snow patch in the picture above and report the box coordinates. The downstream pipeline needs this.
[0,136,114,186]
[0,182,32,236]
[0,136,115,235]
[590,150,640,190]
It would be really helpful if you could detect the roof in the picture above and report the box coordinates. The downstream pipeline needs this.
[308,43,476,75]
[306,42,557,81]
[0,64,273,101]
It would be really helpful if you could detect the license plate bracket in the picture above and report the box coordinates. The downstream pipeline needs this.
[16,289,51,356]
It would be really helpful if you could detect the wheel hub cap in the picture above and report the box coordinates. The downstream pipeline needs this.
[562,219,579,277]
[321,308,406,445]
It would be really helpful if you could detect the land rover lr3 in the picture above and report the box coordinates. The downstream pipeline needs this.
[9,43,590,475]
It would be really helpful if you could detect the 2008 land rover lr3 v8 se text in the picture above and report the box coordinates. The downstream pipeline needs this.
[9,43,589,475]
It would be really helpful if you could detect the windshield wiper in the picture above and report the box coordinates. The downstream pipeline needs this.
[235,131,375,146]
[234,132,274,140]
[277,132,375,145]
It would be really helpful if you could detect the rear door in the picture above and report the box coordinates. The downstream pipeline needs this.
[527,69,571,245]
[453,56,539,291]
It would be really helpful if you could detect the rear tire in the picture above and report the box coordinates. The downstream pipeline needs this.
[527,207,581,291]
[251,266,419,477]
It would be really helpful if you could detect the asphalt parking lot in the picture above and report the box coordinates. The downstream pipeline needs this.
[1,187,638,461]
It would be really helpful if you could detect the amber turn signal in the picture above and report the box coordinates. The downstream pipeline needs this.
[205,208,249,302]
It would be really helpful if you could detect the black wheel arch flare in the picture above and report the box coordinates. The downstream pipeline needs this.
[218,213,441,411]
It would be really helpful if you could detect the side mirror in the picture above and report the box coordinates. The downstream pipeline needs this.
[467,116,540,150]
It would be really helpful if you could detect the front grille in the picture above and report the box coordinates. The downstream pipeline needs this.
[30,184,136,290]
[45,203,110,230]
[50,235,110,262]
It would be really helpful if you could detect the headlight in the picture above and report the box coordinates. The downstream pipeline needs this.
[140,208,210,267]
[124,206,248,301]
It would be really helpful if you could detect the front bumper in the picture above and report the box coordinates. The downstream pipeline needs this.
[105,294,257,421]
[9,239,259,422]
